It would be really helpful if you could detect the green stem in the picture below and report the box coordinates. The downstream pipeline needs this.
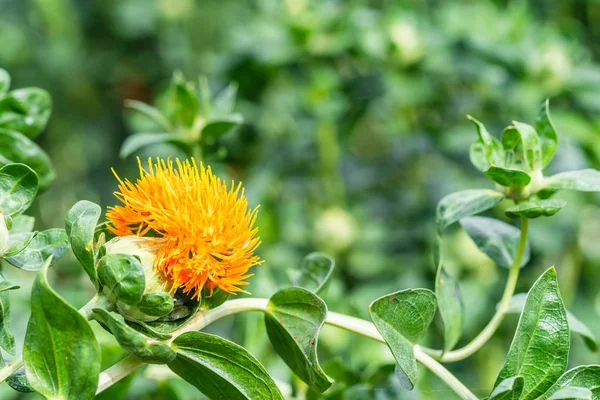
[421,217,529,362]
[97,298,477,400]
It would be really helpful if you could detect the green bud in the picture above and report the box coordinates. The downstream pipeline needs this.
[97,254,145,306]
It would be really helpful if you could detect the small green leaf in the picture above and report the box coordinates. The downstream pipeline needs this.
[292,252,335,295]
[0,69,9,94]
[0,277,19,293]
[4,231,37,257]
[97,254,145,306]
[24,258,101,399]
[200,287,229,310]
[165,73,199,128]
[489,376,524,400]
[467,116,504,168]
[0,88,51,138]
[470,140,489,172]
[544,169,600,192]
[505,200,566,219]
[124,99,172,131]
[437,189,505,233]
[120,132,190,159]
[493,267,569,400]
[265,287,332,392]
[7,368,34,393]
[91,308,176,364]
[9,214,34,233]
[212,82,238,116]
[202,114,243,139]
[4,228,69,271]
[538,366,600,399]
[0,163,38,217]
[65,200,101,288]
[460,217,530,268]
[484,166,531,187]
[435,264,463,352]
[547,386,593,399]
[0,289,15,355]
[369,289,437,390]
[510,121,542,171]
[536,99,559,168]
[0,129,55,188]
[168,331,284,399]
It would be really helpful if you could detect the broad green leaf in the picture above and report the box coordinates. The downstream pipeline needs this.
[547,387,593,399]
[4,231,37,257]
[505,294,598,353]
[460,217,530,268]
[544,169,600,192]
[493,267,569,400]
[505,200,566,219]
[5,228,68,271]
[97,254,145,306]
[0,88,51,138]
[202,114,243,139]
[91,308,176,364]
[489,376,524,400]
[165,73,199,128]
[0,289,14,355]
[0,69,9,94]
[0,129,55,188]
[124,99,172,131]
[7,368,34,393]
[65,200,101,288]
[538,366,600,400]
[24,258,101,399]
[10,214,34,233]
[503,121,542,171]
[436,189,505,232]
[0,163,38,217]
[484,166,531,187]
[292,252,335,295]
[120,132,190,159]
[265,287,332,392]
[435,264,463,352]
[168,331,284,399]
[467,116,504,167]
[536,99,559,167]
[369,289,437,390]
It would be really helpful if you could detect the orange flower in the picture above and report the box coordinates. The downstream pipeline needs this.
[106,157,261,297]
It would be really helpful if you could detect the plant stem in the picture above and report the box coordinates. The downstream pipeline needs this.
[421,217,529,362]
[97,298,477,400]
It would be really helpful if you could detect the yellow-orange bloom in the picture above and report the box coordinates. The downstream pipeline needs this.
[106,157,261,297]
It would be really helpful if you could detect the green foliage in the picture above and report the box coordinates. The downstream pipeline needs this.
[435,265,463,352]
[0,88,51,139]
[265,287,332,393]
[539,366,600,399]
[369,289,437,390]
[168,331,284,399]
[97,253,145,306]
[505,200,566,218]
[489,376,524,400]
[65,200,102,288]
[0,163,38,217]
[4,228,69,271]
[436,189,505,233]
[24,259,101,399]
[0,129,55,188]
[291,252,335,295]
[0,290,14,355]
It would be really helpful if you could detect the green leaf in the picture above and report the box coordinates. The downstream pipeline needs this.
[470,140,489,172]
[4,231,37,257]
[200,287,229,310]
[547,387,593,399]
[0,163,38,217]
[493,267,569,400]
[120,132,190,159]
[435,264,463,352]
[0,277,19,293]
[0,129,55,188]
[0,290,15,355]
[135,292,174,317]
[292,252,335,295]
[65,200,101,288]
[24,258,101,399]
[536,99,559,168]
[7,368,34,393]
[484,166,531,187]
[4,228,69,271]
[97,254,145,306]
[460,217,530,268]
[212,82,238,116]
[467,116,504,168]
[202,114,243,139]
[538,366,600,400]
[369,289,437,390]
[544,169,600,192]
[168,331,284,399]
[0,69,9,94]
[503,121,542,171]
[489,376,524,400]
[124,99,172,131]
[91,308,176,364]
[436,189,505,233]
[10,214,34,233]
[165,73,199,128]
[505,294,598,353]
[264,287,332,392]
[505,200,566,219]
[0,88,51,138]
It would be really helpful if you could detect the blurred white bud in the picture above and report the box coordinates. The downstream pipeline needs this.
[315,207,357,253]
[389,21,424,65]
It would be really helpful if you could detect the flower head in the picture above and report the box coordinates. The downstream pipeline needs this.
[106,157,261,297]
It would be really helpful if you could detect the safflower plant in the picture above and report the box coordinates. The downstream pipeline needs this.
[0,69,599,400]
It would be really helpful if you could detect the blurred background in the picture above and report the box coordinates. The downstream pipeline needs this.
[1,0,600,398]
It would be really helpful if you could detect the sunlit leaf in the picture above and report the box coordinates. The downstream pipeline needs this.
[0,163,38,217]
[4,229,69,271]
[436,189,505,233]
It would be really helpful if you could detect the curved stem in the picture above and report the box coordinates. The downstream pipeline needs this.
[421,217,529,362]
[97,298,477,400]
